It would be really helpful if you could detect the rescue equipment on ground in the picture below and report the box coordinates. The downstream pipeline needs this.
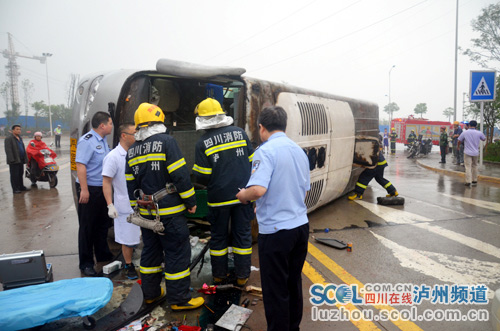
[347,243,353,252]
[126,183,178,234]
[312,236,348,250]
[377,196,405,205]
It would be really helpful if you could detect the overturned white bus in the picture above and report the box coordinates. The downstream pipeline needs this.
[70,58,379,213]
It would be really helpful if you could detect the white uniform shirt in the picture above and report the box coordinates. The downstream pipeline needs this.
[102,144,133,215]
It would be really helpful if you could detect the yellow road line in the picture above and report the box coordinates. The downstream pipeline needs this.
[303,261,382,331]
[308,242,424,331]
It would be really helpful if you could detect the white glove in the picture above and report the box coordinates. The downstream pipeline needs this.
[107,204,118,218]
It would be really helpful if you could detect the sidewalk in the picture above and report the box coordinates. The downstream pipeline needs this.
[415,149,500,184]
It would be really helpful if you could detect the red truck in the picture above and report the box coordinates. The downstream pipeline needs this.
[391,116,453,146]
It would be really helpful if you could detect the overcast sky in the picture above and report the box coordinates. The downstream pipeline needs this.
[0,0,498,123]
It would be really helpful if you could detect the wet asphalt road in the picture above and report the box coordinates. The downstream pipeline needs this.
[0,138,499,331]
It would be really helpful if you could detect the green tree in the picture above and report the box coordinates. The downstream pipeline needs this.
[464,102,480,120]
[462,3,500,68]
[443,107,454,122]
[414,103,428,118]
[467,79,500,144]
[383,102,400,120]
[0,82,9,113]
[31,101,72,129]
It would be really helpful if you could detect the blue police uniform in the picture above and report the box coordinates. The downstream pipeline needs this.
[245,132,310,331]
[75,129,113,270]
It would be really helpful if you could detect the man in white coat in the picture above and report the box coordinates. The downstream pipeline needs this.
[103,123,141,279]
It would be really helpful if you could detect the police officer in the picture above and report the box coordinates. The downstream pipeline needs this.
[390,127,398,155]
[75,111,114,276]
[126,103,204,310]
[54,124,62,148]
[192,98,254,286]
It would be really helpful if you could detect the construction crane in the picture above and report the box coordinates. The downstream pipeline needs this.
[2,32,45,113]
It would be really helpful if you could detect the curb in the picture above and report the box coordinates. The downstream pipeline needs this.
[416,159,500,184]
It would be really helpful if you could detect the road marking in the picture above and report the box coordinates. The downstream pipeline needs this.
[400,195,474,218]
[481,219,500,227]
[355,200,500,259]
[302,261,382,331]
[308,243,424,331]
[370,232,496,297]
[441,193,500,213]
[413,222,500,259]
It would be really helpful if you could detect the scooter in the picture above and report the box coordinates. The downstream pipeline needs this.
[26,146,59,188]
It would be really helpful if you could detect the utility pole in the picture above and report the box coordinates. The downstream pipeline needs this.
[453,0,459,122]
[462,92,467,122]
[42,53,53,136]
[388,65,396,122]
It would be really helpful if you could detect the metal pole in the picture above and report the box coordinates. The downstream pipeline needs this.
[480,101,484,166]
[43,53,53,137]
[389,65,395,123]
[453,0,459,122]
[462,93,466,122]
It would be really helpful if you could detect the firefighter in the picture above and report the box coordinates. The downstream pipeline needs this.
[192,98,254,286]
[407,129,417,145]
[125,103,204,310]
[389,127,398,155]
[348,139,398,200]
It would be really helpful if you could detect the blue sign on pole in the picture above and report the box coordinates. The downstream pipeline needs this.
[470,71,496,102]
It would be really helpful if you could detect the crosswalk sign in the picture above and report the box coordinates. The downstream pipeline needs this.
[470,71,496,101]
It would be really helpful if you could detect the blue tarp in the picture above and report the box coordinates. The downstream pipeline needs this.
[0,277,113,330]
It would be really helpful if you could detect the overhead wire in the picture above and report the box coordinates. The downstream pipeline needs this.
[202,0,320,63]
[247,0,428,74]
[340,0,478,74]
[225,0,364,65]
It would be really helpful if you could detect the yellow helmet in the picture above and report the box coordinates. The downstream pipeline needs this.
[194,98,224,117]
[134,103,165,128]
[453,121,459,125]
[391,127,396,131]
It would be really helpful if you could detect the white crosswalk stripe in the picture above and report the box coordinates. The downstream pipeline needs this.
[370,231,497,298]
[441,193,500,213]
[355,200,500,260]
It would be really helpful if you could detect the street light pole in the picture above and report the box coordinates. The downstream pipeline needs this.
[389,65,395,122]
[453,0,459,122]
[42,53,53,137]
[462,92,467,122]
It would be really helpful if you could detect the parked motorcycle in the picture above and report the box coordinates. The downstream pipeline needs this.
[407,139,432,159]
[25,145,59,188]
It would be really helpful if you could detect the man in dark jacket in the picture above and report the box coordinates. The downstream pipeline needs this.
[4,124,28,194]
